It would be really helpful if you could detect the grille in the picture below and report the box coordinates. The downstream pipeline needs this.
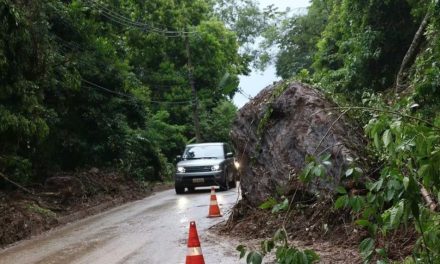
[184,166,211,173]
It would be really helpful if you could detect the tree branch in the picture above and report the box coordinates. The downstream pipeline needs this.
[0,172,34,195]
[419,184,438,212]
[395,10,431,93]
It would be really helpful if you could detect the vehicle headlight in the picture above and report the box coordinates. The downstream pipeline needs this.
[177,166,185,173]
[234,161,240,169]
[211,165,221,171]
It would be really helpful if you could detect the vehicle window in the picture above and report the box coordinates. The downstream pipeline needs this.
[183,145,225,159]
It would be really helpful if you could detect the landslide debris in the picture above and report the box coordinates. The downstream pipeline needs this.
[231,81,370,207]
[223,81,375,262]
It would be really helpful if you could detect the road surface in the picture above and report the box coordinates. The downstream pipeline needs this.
[0,187,243,264]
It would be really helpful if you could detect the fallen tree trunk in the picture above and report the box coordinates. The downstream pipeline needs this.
[395,10,430,93]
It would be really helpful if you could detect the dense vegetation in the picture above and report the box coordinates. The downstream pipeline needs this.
[0,0,245,185]
[2,0,440,262]
[242,0,440,263]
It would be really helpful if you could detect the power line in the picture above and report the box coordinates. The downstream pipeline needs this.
[54,38,189,89]
[82,78,194,105]
[87,0,197,37]
[237,87,253,100]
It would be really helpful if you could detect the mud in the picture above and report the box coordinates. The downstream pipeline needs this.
[0,169,171,248]
[0,187,244,264]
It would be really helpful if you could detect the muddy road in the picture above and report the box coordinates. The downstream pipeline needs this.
[0,187,243,264]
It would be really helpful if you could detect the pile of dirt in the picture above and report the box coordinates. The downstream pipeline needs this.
[0,169,171,247]
[215,198,365,263]
[216,198,415,263]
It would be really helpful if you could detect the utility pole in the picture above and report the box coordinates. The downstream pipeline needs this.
[185,33,202,143]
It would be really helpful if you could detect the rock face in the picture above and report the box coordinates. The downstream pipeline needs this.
[231,82,369,207]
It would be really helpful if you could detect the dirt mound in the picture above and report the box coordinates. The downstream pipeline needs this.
[0,169,170,247]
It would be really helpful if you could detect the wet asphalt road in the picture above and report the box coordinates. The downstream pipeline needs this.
[0,186,244,264]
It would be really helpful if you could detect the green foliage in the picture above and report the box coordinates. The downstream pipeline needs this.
[313,0,420,96]
[237,228,319,264]
[274,1,331,79]
[200,99,238,143]
[411,9,440,115]
[236,0,440,262]
[0,0,243,186]
[299,154,332,183]
[329,95,440,262]
[259,197,289,213]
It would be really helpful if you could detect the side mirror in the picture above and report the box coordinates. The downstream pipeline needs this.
[226,152,233,158]
[176,155,182,161]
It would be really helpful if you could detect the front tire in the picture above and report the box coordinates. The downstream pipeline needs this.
[229,176,237,188]
[219,171,230,191]
[175,185,185,194]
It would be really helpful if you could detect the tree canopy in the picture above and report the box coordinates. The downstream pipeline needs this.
[0,0,246,184]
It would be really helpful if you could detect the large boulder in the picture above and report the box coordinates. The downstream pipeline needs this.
[231,82,369,207]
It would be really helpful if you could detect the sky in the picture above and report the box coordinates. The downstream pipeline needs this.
[233,0,311,108]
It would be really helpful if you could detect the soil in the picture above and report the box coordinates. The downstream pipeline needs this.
[213,199,416,263]
[0,169,172,248]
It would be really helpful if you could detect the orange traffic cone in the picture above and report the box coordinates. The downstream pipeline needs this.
[186,221,205,264]
[207,186,222,218]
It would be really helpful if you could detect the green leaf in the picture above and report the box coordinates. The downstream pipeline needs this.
[322,153,331,161]
[236,245,246,259]
[403,177,409,190]
[313,165,324,177]
[273,228,287,243]
[247,251,263,264]
[389,201,404,228]
[350,196,364,212]
[355,219,371,227]
[370,178,384,192]
[382,129,392,147]
[345,168,354,177]
[334,195,348,209]
[259,197,277,210]
[272,198,289,213]
[237,245,247,259]
[375,248,387,258]
[336,186,347,194]
[374,133,380,149]
[322,160,332,166]
[304,249,320,262]
[359,238,375,260]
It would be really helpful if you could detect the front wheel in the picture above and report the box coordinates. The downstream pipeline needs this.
[219,171,230,191]
[175,185,185,194]
[229,175,237,188]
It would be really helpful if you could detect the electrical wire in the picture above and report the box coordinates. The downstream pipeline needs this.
[53,38,192,100]
[87,0,197,36]
[83,79,195,105]
[237,87,253,100]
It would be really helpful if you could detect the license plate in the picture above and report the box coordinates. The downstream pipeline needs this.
[192,178,204,183]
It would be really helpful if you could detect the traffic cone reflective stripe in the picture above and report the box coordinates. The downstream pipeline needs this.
[187,246,203,256]
[207,186,222,218]
[186,221,205,264]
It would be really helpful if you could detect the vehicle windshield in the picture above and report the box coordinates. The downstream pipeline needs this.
[182,145,224,160]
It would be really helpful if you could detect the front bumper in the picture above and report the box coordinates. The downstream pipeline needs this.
[175,171,223,187]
